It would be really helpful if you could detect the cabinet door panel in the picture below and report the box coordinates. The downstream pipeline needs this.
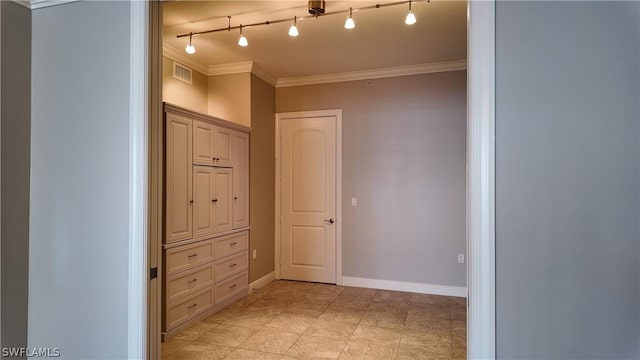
[213,168,233,234]
[193,166,215,239]
[214,127,233,167]
[232,131,249,229]
[166,113,192,243]
[193,120,215,166]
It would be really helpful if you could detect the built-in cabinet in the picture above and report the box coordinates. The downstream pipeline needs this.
[162,103,250,340]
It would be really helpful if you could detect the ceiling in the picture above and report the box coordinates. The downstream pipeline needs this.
[162,1,467,80]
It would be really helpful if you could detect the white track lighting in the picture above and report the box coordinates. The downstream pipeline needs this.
[289,16,299,37]
[185,32,195,54]
[405,0,416,25]
[344,8,355,29]
[238,25,248,47]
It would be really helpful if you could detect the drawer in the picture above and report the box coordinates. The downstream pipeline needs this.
[214,231,248,260]
[215,271,248,305]
[166,240,213,274]
[215,251,248,282]
[166,263,215,303]
[166,287,214,330]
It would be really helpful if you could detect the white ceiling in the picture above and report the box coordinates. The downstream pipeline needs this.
[162,1,467,80]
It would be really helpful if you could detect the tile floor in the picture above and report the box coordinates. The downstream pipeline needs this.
[162,280,467,360]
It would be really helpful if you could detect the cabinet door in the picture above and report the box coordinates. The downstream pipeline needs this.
[193,120,215,166]
[214,127,233,167]
[232,131,249,229]
[192,166,215,239]
[213,168,233,234]
[165,113,192,243]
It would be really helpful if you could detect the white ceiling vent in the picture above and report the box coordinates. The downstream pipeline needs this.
[173,62,193,84]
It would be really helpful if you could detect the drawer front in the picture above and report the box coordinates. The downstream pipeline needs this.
[166,263,215,303]
[215,271,248,305]
[166,240,214,274]
[215,251,248,283]
[214,231,248,260]
[166,287,214,330]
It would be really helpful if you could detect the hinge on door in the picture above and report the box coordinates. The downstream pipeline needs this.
[150,267,158,280]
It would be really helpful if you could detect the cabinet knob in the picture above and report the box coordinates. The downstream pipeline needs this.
[234,197,238,200]
[212,198,218,203]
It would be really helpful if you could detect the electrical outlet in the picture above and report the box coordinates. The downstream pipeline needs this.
[457,254,465,264]
[351,197,358,206]
[253,249,257,259]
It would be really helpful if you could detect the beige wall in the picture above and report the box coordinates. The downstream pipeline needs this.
[208,73,251,127]
[276,71,467,287]
[162,56,208,114]
[249,74,276,283]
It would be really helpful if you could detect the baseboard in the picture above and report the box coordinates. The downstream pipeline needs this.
[249,271,276,293]
[341,276,467,298]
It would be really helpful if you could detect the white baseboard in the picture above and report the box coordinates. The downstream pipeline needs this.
[249,271,276,293]
[341,276,467,298]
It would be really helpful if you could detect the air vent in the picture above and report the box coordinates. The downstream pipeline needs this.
[173,62,192,84]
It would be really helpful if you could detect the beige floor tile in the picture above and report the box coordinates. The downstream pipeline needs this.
[161,338,190,358]
[239,328,301,354]
[373,290,413,303]
[224,348,283,360]
[286,335,347,360]
[449,296,466,306]
[305,293,340,304]
[360,310,406,329]
[304,319,358,341]
[407,306,450,320]
[331,296,373,310]
[400,330,451,347]
[403,316,450,333]
[338,341,397,360]
[450,320,466,332]
[317,307,366,324]
[394,344,452,360]
[165,342,233,360]
[350,325,402,347]
[410,293,450,307]
[283,301,329,317]
[368,302,410,315]
[452,348,467,360]
[264,312,317,334]
[196,325,258,347]
[223,311,277,328]
[341,287,378,299]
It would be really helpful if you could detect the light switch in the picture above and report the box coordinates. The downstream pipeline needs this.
[351,197,358,206]
[457,254,465,264]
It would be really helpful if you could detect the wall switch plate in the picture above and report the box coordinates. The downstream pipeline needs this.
[457,254,465,264]
[253,249,257,259]
[351,197,358,206]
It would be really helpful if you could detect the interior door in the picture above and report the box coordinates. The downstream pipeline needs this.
[280,114,337,283]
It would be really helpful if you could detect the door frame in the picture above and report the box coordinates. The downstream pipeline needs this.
[274,109,343,285]
[139,1,497,358]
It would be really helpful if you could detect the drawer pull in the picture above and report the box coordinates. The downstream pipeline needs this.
[229,242,237,246]
[188,278,197,284]
[229,284,237,289]
[188,253,198,260]
[212,198,218,203]
[188,303,197,309]
[229,263,237,267]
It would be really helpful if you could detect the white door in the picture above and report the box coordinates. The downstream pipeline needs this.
[279,111,340,284]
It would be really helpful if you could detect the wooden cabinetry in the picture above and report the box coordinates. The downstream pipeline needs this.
[232,131,249,229]
[162,103,250,340]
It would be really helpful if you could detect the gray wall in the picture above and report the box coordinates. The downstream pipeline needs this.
[1,1,31,355]
[249,74,276,283]
[30,2,131,358]
[496,1,640,358]
[277,71,467,287]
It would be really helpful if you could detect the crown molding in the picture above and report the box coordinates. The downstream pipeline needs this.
[207,62,254,76]
[15,0,80,10]
[162,44,209,75]
[250,63,278,87]
[276,59,468,88]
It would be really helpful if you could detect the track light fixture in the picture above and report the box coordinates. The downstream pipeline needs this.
[185,32,195,54]
[405,0,417,25]
[289,16,299,37]
[344,7,355,29]
[179,0,428,49]
[238,25,248,47]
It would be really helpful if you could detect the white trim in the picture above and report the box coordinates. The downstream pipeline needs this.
[16,0,79,10]
[276,60,467,88]
[162,43,208,75]
[249,271,276,293]
[275,109,343,284]
[467,0,496,359]
[250,63,278,87]
[208,61,253,76]
[128,1,149,359]
[341,277,467,298]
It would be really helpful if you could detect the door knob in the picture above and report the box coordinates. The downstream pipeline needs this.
[324,218,335,224]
